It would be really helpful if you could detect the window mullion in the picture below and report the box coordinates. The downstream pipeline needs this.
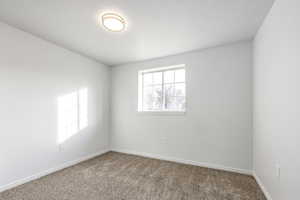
[142,74,144,111]
[152,74,154,110]
[173,71,176,110]
[162,72,165,111]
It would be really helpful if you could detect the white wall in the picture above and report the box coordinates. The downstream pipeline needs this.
[111,41,253,172]
[253,0,300,199]
[0,22,110,189]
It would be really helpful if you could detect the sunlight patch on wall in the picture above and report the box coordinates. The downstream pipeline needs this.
[57,88,88,144]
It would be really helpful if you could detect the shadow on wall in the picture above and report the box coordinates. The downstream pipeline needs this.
[57,88,88,144]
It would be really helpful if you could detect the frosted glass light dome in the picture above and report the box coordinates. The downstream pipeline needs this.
[101,13,126,32]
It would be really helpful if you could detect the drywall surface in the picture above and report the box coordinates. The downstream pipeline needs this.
[0,22,110,189]
[111,41,253,172]
[253,0,300,199]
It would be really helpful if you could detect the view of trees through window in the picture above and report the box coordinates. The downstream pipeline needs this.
[141,67,186,111]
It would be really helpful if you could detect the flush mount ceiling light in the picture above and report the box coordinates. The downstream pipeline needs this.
[101,13,126,32]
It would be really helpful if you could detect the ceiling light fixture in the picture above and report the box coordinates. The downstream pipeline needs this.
[101,13,126,32]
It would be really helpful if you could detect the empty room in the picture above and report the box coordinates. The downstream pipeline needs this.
[0,0,299,199]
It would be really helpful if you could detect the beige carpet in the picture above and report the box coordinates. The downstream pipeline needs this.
[0,152,266,200]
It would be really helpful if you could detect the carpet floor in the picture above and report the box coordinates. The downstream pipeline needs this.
[0,152,266,200]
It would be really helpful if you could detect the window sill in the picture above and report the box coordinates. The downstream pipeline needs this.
[137,111,186,116]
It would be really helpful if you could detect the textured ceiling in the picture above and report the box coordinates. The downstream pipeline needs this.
[0,0,274,66]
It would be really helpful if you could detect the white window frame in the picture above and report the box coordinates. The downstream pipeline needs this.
[138,64,186,114]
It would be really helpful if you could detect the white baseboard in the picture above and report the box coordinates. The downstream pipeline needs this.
[0,149,109,193]
[253,172,273,200]
[111,148,253,175]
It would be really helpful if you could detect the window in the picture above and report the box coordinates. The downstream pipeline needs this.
[138,64,186,112]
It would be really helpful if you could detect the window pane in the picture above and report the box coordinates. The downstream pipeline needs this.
[153,85,163,98]
[175,83,185,96]
[164,70,174,83]
[153,72,162,84]
[175,69,185,82]
[143,73,152,86]
[143,86,153,110]
[165,97,177,110]
[165,96,186,111]
[152,97,163,110]
[176,96,186,110]
[143,86,163,111]
[164,83,175,97]
[152,86,163,110]
[164,84,175,110]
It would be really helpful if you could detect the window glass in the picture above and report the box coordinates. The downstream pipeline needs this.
[175,83,185,96]
[164,70,175,83]
[139,65,186,112]
[153,72,162,84]
[143,73,152,85]
[175,69,185,82]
